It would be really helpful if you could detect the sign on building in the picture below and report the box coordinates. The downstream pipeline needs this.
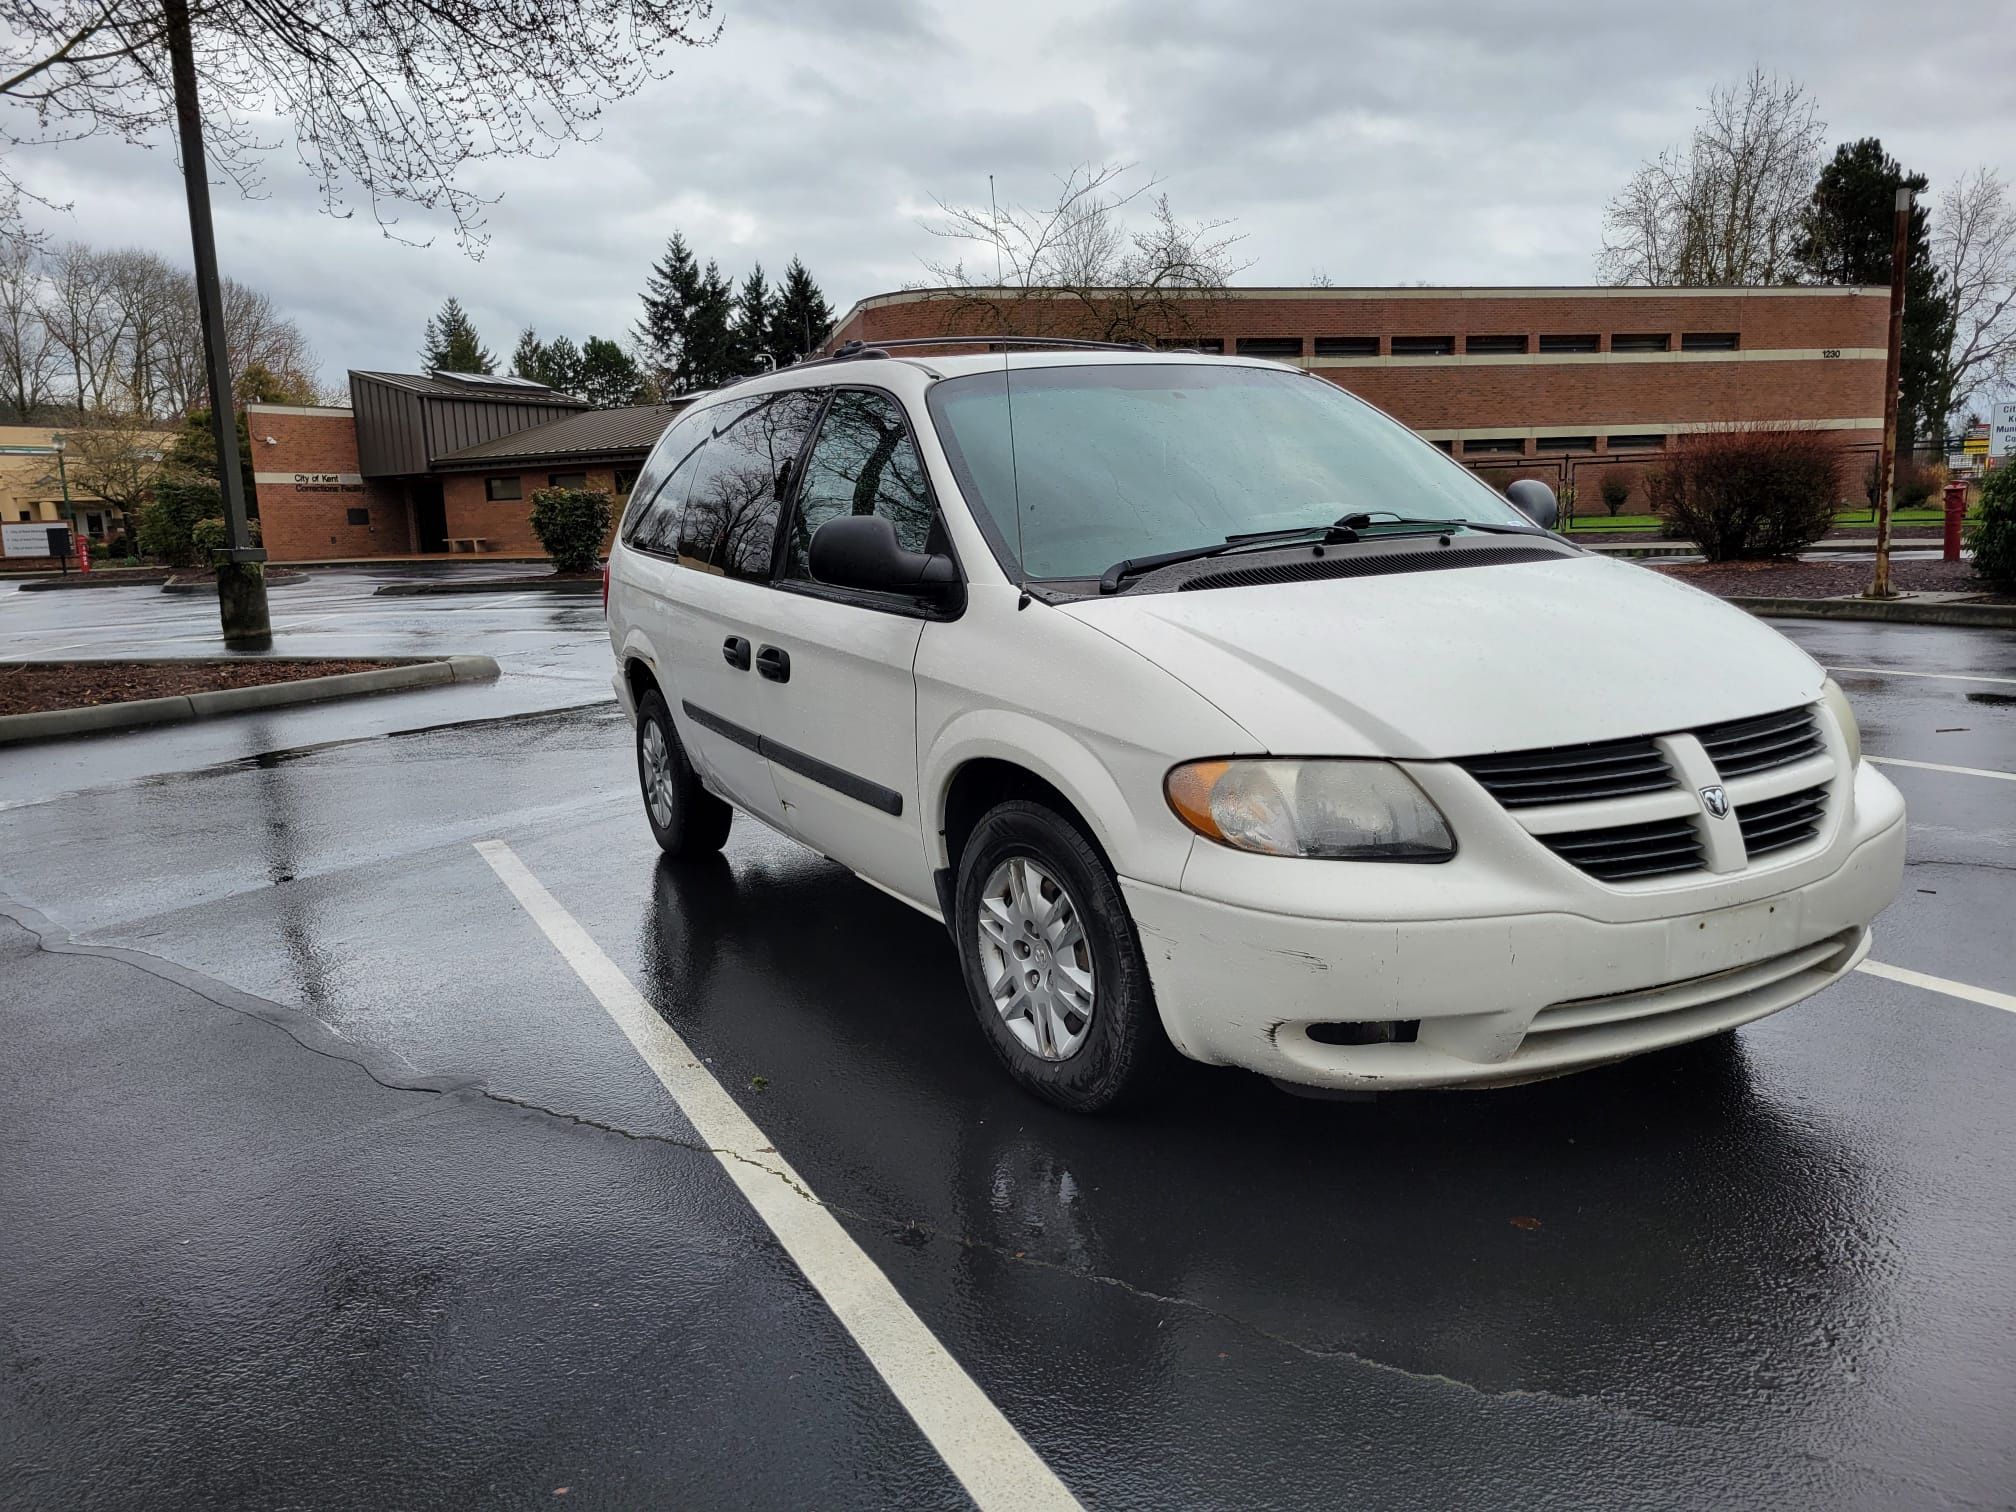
[1991,400,2016,459]
[1,522,66,557]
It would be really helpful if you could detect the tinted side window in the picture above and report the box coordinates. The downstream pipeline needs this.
[675,391,824,581]
[627,435,708,558]
[784,390,934,581]
[620,409,708,547]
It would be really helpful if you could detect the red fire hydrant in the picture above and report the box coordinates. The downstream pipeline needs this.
[76,533,91,574]
[1944,479,1968,562]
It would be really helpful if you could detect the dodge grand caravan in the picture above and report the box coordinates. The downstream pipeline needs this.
[605,341,1905,1112]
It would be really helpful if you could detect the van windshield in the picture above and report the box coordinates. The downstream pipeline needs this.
[926,362,1534,582]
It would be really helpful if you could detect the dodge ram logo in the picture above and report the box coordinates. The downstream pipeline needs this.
[1699,785,1730,819]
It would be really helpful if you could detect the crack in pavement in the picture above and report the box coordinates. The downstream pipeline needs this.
[6,893,1996,1506]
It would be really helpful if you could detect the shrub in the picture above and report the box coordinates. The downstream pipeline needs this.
[530,486,613,572]
[104,533,130,559]
[1600,470,1633,515]
[1967,465,2016,589]
[188,516,261,556]
[136,478,220,566]
[1894,459,1941,510]
[1648,427,1840,560]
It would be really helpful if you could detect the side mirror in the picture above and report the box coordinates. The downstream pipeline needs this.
[809,515,958,599]
[1505,478,1559,530]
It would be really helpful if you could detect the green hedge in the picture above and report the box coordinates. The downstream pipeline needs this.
[1967,467,2016,589]
[530,487,613,573]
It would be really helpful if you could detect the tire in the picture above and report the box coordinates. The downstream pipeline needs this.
[635,687,731,858]
[953,799,1172,1113]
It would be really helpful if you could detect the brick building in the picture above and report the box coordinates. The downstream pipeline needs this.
[827,285,1889,507]
[251,370,693,561]
[254,285,1888,559]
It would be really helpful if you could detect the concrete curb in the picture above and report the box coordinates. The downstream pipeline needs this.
[159,573,309,595]
[373,577,601,597]
[1727,596,2016,629]
[1581,536,1945,559]
[15,571,172,592]
[0,655,501,747]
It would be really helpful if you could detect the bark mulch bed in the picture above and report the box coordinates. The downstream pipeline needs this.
[1653,556,2014,604]
[0,659,402,717]
[1570,526,1944,546]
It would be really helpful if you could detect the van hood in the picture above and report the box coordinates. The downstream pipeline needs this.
[1058,553,1824,758]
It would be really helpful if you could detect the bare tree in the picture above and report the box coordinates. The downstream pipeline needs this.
[1933,166,2016,427]
[920,162,1249,343]
[59,410,167,517]
[1599,69,1826,286]
[1,0,717,254]
[39,242,132,410]
[0,239,58,418]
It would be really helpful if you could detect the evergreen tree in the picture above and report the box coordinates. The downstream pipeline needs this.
[511,327,547,381]
[634,232,702,393]
[767,256,835,367]
[541,335,585,395]
[681,260,739,390]
[1796,139,1950,453]
[577,337,647,408]
[732,263,774,373]
[421,297,496,374]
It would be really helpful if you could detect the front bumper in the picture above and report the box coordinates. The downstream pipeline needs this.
[1121,761,1906,1090]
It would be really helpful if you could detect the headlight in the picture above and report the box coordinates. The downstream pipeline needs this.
[1165,759,1455,860]
[1822,677,1861,767]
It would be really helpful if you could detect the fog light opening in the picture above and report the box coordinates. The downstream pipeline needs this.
[1306,1020,1420,1047]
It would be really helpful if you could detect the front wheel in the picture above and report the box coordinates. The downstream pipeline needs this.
[635,688,731,858]
[953,800,1172,1113]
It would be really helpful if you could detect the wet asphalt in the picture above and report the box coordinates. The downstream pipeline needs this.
[2,569,2013,1510]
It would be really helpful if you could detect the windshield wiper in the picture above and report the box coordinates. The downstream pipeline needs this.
[1095,512,1538,594]
[1335,512,1537,536]
[1097,523,1348,594]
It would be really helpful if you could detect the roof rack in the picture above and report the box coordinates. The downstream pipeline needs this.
[828,336,1152,360]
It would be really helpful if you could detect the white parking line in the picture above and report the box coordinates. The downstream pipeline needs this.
[474,840,1080,1512]
[1829,665,2016,687]
[1867,756,2016,783]
[1859,959,2016,1016]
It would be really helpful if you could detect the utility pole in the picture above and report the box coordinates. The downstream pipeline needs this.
[163,0,271,647]
[1868,185,1912,601]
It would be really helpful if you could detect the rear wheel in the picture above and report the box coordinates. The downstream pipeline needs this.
[954,799,1171,1112]
[635,687,731,858]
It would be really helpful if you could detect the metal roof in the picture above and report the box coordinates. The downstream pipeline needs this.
[430,403,694,469]
[350,369,591,406]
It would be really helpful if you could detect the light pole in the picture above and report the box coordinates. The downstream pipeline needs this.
[1868,185,1913,601]
[163,0,271,648]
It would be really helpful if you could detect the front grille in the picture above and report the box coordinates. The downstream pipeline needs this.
[1537,815,1704,882]
[1457,736,1675,809]
[1737,784,1828,858]
[1697,706,1824,777]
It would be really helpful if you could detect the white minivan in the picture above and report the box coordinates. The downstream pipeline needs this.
[605,341,1905,1112]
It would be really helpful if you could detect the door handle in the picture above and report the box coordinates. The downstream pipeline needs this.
[755,645,791,683]
[722,636,751,670]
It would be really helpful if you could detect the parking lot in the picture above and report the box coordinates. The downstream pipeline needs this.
[3,572,2013,1509]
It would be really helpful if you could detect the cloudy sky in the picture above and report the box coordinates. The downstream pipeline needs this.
[16,0,2015,387]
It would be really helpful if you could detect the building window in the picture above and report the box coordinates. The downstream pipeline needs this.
[1535,435,1597,452]
[1157,336,1224,353]
[346,507,370,525]
[1539,334,1600,354]
[1391,336,1456,356]
[614,467,640,494]
[1607,434,1667,450]
[1313,336,1379,357]
[1611,333,1670,353]
[1465,334,1528,355]
[1681,332,1740,351]
[484,476,521,501]
[1235,337,1303,359]
[1463,437,1526,455]
[1429,439,1454,452]
[548,471,590,489]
